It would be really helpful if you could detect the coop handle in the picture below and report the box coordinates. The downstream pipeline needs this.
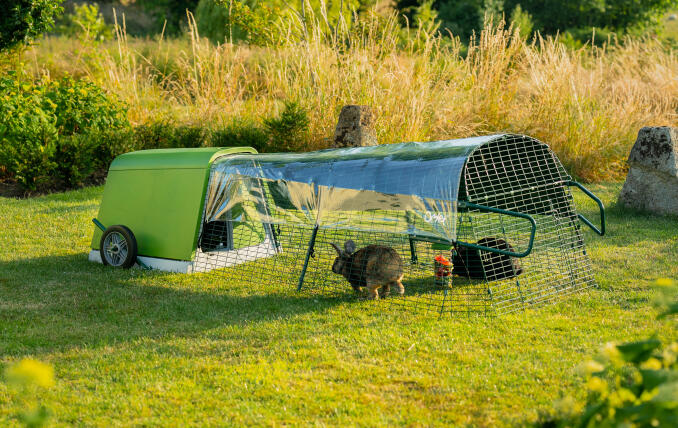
[566,181,605,236]
[92,218,106,232]
[455,202,537,258]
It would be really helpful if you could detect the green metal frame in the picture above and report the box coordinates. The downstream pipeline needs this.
[295,201,538,292]
[566,181,605,236]
[410,201,537,258]
[92,218,106,233]
[456,201,537,257]
[296,226,319,291]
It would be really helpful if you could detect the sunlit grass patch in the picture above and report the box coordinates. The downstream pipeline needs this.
[0,183,676,425]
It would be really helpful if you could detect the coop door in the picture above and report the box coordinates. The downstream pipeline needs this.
[199,176,274,254]
[199,210,269,252]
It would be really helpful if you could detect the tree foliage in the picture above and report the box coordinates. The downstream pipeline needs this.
[400,0,678,41]
[195,0,367,45]
[503,0,678,34]
[57,2,113,42]
[196,0,280,45]
[135,0,201,34]
[0,0,63,52]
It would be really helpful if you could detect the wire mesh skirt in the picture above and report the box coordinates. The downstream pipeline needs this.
[192,207,595,316]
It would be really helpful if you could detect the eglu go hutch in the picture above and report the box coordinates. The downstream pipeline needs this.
[90,135,605,315]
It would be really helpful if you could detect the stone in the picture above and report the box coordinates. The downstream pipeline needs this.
[618,127,678,216]
[332,105,377,148]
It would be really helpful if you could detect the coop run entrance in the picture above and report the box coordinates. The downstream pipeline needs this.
[194,134,605,315]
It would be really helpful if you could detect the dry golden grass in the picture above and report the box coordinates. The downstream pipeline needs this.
[25,12,678,181]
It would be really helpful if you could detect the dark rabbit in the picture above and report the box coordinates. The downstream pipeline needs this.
[330,240,404,299]
[452,237,523,281]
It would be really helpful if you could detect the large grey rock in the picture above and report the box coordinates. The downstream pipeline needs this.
[618,127,678,216]
[332,105,377,148]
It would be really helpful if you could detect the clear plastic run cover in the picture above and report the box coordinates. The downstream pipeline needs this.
[204,136,502,243]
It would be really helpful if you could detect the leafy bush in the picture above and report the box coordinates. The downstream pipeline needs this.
[503,0,676,35]
[426,1,479,41]
[195,0,278,46]
[53,134,98,187]
[195,0,233,44]
[0,73,58,189]
[541,278,678,427]
[0,73,128,190]
[262,101,310,152]
[561,27,617,49]
[45,76,128,135]
[133,121,207,150]
[509,4,533,39]
[91,128,136,170]
[135,0,200,35]
[57,2,113,42]
[0,0,63,52]
[210,119,268,152]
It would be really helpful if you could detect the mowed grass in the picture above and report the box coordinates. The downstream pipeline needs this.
[0,183,676,426]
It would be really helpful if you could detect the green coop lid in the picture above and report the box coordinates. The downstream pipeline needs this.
[109,147,257,171]
[92,146,258,261]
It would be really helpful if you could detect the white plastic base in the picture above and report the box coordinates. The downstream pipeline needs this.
[88,237,278,274]
[88,250,192,273]
[190,238,278,273]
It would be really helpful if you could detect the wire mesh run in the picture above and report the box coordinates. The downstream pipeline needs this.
[192,135,596,316]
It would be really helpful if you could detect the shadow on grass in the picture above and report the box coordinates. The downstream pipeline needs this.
[0,253,347,357]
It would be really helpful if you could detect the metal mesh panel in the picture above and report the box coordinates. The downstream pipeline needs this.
[192,135,596,316]
[461,135,595,313]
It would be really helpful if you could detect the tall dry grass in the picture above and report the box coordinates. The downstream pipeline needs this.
[25,11,678,181]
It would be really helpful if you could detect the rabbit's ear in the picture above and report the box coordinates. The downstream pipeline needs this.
[330,243,342,255]
[344,240,356,254]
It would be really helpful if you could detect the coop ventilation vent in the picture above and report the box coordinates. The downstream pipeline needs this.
[192,134,604,316]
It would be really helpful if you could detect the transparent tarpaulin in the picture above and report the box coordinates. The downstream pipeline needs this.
[192,133,602,316]
[203,136,497,244]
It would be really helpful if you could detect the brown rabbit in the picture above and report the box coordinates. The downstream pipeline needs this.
[330,240,404,300]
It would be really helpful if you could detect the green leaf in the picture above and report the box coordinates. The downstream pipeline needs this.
[616,339,662,364]
[650,381,678,409]
[577,402,605,428]
[641,369,678,391]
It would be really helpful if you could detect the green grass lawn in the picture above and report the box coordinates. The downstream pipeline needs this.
[0,183,676,426]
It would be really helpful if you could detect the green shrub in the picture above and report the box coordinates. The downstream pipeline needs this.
[0,73,129,191]
[0,0,63,52]
[509,4,533,39]
[57,2,113,42]
[135,0,200,35]
[541,278,678,427]
[210,119,268,152]
[53,134,98,187]
[133,121,207,150]
[503,0,676,35]
[44,76,128,135]
[262,101,310,152]
[91,128,136,170]
[195,0,231,44]
[0,73,58,189]
[195,0,278,46]
[561,27,617,49]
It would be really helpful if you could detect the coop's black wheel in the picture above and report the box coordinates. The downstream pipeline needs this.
[100,225,138,269]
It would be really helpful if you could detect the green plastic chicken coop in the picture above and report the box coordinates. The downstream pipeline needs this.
[90,135,605,315]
